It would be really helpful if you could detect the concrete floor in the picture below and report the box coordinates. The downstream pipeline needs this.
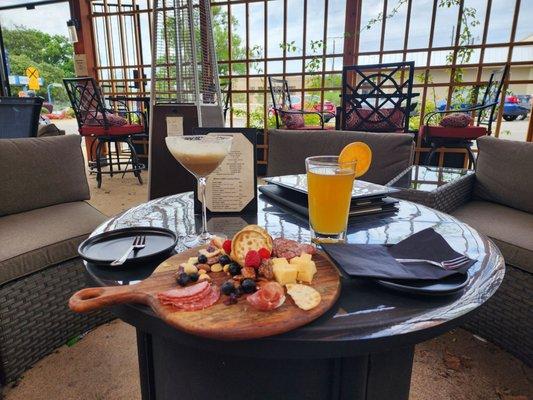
[2,121,532,400]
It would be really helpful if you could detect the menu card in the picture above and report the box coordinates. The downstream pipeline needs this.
[193,128,258,215]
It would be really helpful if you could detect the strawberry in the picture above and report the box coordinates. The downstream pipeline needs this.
[222,239,232,254]
[258,247,271,260]
[244,250,261,269]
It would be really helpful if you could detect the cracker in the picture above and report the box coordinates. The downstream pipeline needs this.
[231,230,270,266]
[237,225,273,250]
[285,283,321,311]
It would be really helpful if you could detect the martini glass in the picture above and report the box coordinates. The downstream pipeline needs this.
[165,135,233,246]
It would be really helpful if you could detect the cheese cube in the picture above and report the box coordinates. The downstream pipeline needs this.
[273,263,297,285]
[290,258,317,283]
[271,257,290,266]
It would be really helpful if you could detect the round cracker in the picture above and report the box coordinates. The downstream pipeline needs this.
[285,283,321,311]
[237,225,273,249]
[231,230,270,266]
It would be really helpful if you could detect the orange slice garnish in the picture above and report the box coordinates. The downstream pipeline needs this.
[338,142,372,178]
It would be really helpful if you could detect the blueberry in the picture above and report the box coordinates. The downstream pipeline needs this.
[241,279,256,294]
[189,272,199,282]
[228,263,241,276]
[176,272,190,287]
[221,281,236,295]
[197,254,208,264]
[219,255,231,266]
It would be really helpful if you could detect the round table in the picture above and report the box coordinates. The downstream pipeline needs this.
[88,192,504,400]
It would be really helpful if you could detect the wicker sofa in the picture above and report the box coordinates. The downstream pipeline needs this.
[447,136,532,366]
[0,135,113,385]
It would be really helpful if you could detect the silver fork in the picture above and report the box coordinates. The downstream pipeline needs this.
[395,255,470,271]
[110,235,146,266]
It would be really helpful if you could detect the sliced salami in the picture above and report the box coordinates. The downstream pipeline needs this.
[272,238,316,260]
[157,281,210,300]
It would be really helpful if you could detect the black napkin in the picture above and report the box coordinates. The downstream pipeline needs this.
[321,228,475,281]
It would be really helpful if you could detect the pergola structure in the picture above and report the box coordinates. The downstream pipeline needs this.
[0,0,532,167]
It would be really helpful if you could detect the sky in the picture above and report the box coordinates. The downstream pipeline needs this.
[0,2,71,36]
[0,0,531,73]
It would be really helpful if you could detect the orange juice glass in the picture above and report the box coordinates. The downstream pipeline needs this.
[306,156,356,243]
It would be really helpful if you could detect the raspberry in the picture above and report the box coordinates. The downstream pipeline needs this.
[244,250,261,269]
[258,247,271,259]
[222,239,232,254]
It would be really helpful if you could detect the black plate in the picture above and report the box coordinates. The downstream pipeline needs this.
[79,227,178,266]
[375,273,468,296]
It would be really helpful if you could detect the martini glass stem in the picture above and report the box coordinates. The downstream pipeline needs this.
[198,176,209,240]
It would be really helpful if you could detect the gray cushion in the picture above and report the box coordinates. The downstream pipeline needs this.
[474,136,533,213]
[0,201,107,285]
[267,129,414,185]
[452,200,533,273]
[0,135,90,216]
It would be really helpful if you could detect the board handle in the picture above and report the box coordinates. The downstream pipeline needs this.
[69,286,148,313]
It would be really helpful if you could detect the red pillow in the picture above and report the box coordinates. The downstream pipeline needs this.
[345,107,405,132]
[280,111,305,129]
[439,113,473,128]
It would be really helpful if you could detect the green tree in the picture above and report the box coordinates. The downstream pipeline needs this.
[2,26,74,105]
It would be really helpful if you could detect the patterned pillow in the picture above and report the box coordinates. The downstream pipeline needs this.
[439,113,473,128]
[86,112,128,126]
[345,107,405,132]
[280,111,305,129]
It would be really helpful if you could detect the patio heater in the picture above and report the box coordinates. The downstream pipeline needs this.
[149,0,224,199]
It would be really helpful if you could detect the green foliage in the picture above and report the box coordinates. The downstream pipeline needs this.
[3,26,74,105]
[212,6,246,76]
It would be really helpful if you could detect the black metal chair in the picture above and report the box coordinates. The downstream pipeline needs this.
[268,76,334,130]
[421,65,508,168]
[63,77,144,188]
[0,97,43,138]
[336,62,418,133]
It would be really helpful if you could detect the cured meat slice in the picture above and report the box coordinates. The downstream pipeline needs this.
[161,285,220,311]
[247,282,285,311]
[272,238,316,260]
[157,281,210,300]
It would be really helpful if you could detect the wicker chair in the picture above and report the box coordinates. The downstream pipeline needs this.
[0,135,114,385]
[390,136,532,366]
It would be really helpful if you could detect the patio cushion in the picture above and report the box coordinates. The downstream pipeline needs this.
[0,201,107,286]
[0,135,90,217]
[452,201,533,273]
[474,136,533,214]
[279,112,305,129]
[267,129,414,184]
[79,123,145,137]
[420,125,486,140]
[439,113,473,128]
[345,107,405,132]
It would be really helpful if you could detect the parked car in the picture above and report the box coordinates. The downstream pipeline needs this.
[502,95,530,121]
[269,95,336,121]
[436,95,530,122]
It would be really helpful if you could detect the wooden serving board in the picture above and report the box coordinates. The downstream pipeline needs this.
[69,247,341,340]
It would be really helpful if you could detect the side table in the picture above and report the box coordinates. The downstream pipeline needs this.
[387,165,475,213]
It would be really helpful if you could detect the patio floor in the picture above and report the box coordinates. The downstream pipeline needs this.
[2,148,531,400]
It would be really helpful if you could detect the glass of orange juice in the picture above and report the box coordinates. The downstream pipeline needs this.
[306,156,356,243]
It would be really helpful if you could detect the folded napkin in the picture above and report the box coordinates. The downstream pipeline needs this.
[321,228,475,281]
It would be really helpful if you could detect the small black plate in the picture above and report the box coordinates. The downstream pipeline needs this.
[375,273,469,296]
[79,227,178,266]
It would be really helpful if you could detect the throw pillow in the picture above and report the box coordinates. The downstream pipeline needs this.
[439,113,473,128]
[474,136,533,214]
[280,111,305,129]
[86,112,128,126]
[345,107,405,132]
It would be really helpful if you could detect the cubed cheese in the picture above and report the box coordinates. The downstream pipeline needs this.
[271,257,290,266]
[290,257,317,283]
[273,263,297,285]
[182,263,198,275]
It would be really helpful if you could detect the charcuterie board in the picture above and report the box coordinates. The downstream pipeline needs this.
[69,246,341,340]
